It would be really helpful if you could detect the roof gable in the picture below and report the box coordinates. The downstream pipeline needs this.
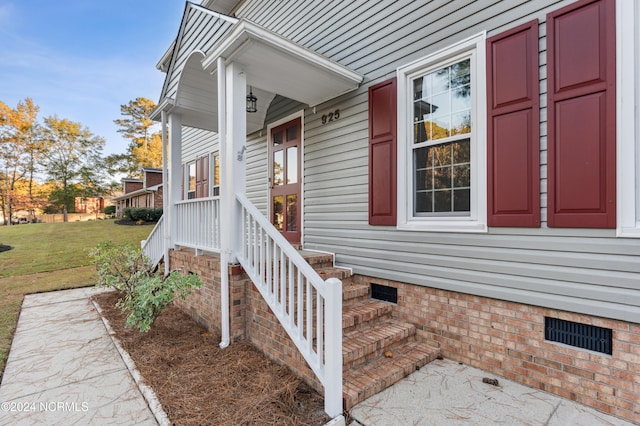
[159,3,237,102]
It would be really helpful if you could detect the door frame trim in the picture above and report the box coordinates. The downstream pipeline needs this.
[266,110,305,245]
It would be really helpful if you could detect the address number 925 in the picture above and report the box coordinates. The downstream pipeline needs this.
[321,109,340,124]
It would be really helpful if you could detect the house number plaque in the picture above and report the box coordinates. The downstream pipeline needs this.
[321,109,340,124]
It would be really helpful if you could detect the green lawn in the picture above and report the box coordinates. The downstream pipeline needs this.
[0,220,153,380]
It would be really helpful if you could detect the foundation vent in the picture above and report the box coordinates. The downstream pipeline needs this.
[544,317,612,355]
[371,283,397,304]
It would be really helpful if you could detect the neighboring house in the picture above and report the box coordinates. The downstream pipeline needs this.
[74,197,106,214]
[143,0,639,421]
[112,168,163,218]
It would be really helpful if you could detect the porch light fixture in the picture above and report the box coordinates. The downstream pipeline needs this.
[246,86,257,113]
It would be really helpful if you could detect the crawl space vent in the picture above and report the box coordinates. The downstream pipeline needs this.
[371,283,397,304]
[544,317,612,355]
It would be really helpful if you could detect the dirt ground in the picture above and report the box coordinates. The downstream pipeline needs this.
[93,291,330,425]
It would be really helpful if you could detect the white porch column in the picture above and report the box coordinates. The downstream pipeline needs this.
[218,57,230,349]
[225,62,247,262]
[161,110,170,275]
[218,60,247,348]
[168,113,182,251]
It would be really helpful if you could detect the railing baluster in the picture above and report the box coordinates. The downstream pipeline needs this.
[306,278,312,353]
[266,236,272,302]
[280,248,288,320]
[297,267,303,339]
[317,292,323,368]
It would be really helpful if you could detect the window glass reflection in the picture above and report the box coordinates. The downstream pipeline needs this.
[413,59,471,144]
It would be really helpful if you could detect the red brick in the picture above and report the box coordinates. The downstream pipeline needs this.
[563,364,595,380]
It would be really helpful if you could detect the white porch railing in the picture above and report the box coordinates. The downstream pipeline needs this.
[141,215,165,266]
[174,197,221,253]
[235,193,343,417]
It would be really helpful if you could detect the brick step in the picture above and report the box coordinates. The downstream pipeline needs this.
[343,300,393,333]
[300,251,335,269]
[342,282,369,303]
[343,340,441,410]
[314,266,352,281]
[343,319,417,369]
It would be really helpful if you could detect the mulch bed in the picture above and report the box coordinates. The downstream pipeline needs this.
[93,291,330,425]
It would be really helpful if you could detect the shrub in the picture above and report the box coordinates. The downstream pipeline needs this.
[123,208,163,222]
[89,241,202,332]
[104,205,116,215]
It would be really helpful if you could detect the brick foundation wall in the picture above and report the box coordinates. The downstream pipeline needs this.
[353,275,640,423]
[169,249,248,342]
[168,248,321,394]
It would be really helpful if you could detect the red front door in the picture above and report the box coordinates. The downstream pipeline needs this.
[270,118,301,244]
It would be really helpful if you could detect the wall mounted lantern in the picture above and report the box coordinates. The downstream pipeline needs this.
[246,86,257,113]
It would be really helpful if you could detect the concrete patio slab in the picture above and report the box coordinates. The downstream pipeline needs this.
[349,358,635,426]
[0,287,157,425]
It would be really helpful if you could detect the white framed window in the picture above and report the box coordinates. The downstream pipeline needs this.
[187,161,196,199]
[397,33,487,232]
[211,151,220,197]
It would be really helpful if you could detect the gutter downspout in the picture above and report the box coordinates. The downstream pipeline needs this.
[217,56,230,349]
[161,110,170,276]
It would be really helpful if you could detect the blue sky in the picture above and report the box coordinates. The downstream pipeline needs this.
[0,1,187,155]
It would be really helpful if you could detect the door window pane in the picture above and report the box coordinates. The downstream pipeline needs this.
[273,196,283,230]
[286,125,298,142]
[286,194,297,231]
[287,146,298,184]
[273,131,283,145]
[273,151,284,186]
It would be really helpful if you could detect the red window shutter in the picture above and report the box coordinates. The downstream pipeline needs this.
[547,0,616,228]
[368,77,397,226]
[487,20,540,227]
[195,155,209,198]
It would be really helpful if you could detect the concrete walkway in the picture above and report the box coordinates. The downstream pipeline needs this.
[350,358,636,426]
[0,287,157,425]
[0,288,636,425]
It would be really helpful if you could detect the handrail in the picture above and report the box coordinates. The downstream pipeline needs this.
[235,193,343,417]
[141,215,165,266]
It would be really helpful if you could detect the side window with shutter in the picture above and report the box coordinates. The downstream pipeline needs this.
[368,77,397,226]
[546,0,616,228]
[487,20,540,227]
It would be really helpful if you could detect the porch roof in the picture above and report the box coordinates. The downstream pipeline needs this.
[202,19,363,107]
[152,19,363,134]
